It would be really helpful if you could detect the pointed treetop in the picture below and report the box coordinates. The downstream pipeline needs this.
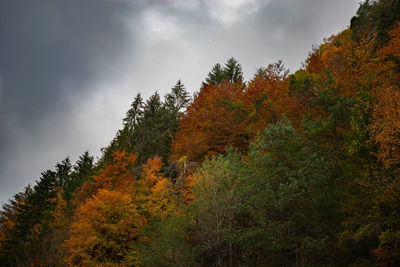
[224,57,243,84]
[165,80,191,113]
[123,93,144,130]
[205,58,243,85]
[205,63,224,85]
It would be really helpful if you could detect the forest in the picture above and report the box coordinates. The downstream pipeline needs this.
[1,0,400,266]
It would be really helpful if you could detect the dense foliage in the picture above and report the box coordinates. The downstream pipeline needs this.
[1,1,400,265]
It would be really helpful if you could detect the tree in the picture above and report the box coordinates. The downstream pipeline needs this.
[102,82,191,165]
[171,82,249,162]
[224,118,335,265]
[138,215,198,267]
[205,58,243,85]
[351,0,400,44]
[95,151,137,191]
[0,167,62,265]
[124,93,144,132]
[189,152,242,266]
[63,151,95,210]
[72,151,136,208]
[165,80,191,114]
[0,186,32,264]
[223,57,243,84]
[242,61,303,134]
[66,189,145,266]
[137,157,175,220]
[205,63,224,85]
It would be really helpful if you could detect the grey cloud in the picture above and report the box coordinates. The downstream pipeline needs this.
[0,0,135,202]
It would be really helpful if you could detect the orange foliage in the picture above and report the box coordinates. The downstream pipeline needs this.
[242,62,304,134]
[370,24,400,168]
[95,151,137,190]
[379,23,400,86]
[141,157,164,188]
[137,157,174,219]
[73,151,137,206]
[305,46,325,74]
[171,82,249,162]
[66,155,175,265]
[371,86,400,168]
[182,174,198,205]
[172,64,305,162]
[72,180,98,209]
[66,189,145,266]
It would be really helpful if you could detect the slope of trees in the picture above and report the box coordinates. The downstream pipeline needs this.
[1,1,400,265]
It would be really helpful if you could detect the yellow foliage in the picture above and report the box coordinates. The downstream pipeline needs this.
[138,157,175,219]
[65,189,145,266]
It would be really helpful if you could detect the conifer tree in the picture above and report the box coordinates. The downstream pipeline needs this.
[205,58,243,85]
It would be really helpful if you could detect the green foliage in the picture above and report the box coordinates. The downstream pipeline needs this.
[139,216,198,267]
[0,169,59,265]
[351,0,400,44]
[289,70,317,111]
[2,3,400,265]
[63,151,94,211]
[0,154,96,266]
[205,57,243,85]
[205,63,224,85]
[190,151,242,266]
[224,58,243,84]
[101,80,191,165]
[236,118,335,266]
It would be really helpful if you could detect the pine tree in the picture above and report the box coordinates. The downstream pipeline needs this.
[205,58,243,85]
[223,57,243,84]
[164,80,191,114]
[123,93,143,132]
[205,63,224,85]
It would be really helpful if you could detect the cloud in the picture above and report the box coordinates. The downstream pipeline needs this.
[0,74,2,100]
[204,0,265,25]
[142,9,184,43]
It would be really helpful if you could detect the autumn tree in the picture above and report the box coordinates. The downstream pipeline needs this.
[73,151,137,206]
[66,189,145,266]
[137,157,175,220]
[0,161,71,266]
[171,82,249,162]
[243,61,303,134]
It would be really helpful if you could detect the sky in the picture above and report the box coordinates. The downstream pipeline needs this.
[0,0,360,204]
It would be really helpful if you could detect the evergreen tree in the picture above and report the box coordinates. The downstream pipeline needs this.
[205,63,224,85]
[0,169,59,265]
[351,0,400,44]
[223,57,243,84]
[102,81,190,165]
[63,151,94,209]
[205,58,243,85]
[55,157,72,189]
[123,93,143,132]
[164,80,191,114]
[236,118,336,266]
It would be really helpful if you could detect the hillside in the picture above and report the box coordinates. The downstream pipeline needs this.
[1,0,400,266]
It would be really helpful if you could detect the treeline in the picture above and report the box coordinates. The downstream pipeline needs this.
[1,0,400,265]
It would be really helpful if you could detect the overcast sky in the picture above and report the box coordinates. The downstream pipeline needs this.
[0,0,360,204]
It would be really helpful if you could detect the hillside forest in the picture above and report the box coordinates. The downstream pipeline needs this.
[1,0,400,266]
